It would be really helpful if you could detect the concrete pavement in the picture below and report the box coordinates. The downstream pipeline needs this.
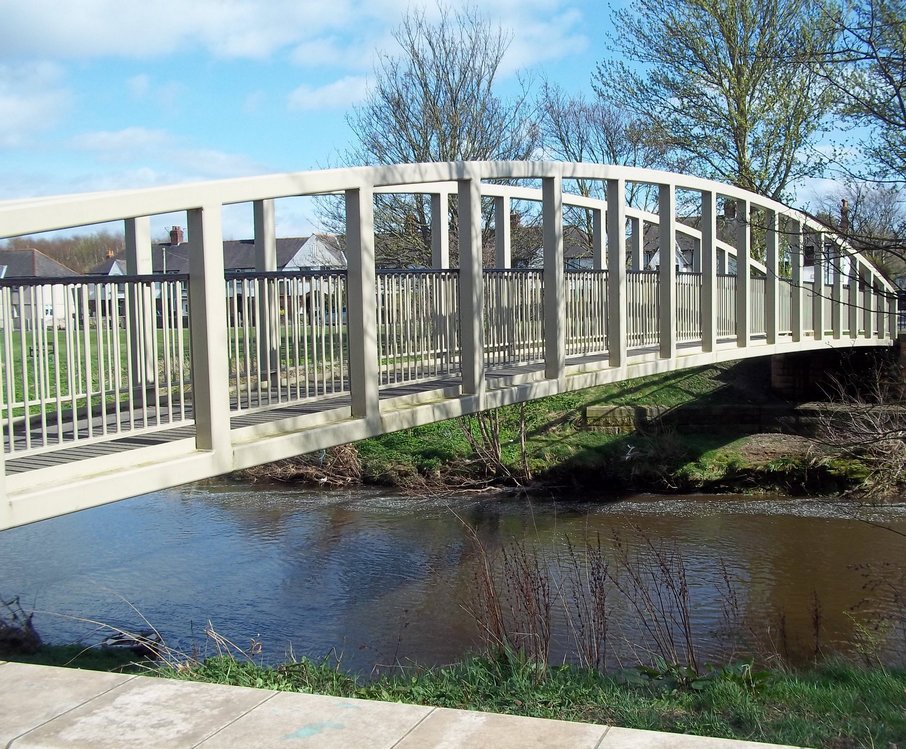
[0,660,801,748]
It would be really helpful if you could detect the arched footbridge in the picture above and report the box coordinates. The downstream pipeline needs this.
[0,162,896,529]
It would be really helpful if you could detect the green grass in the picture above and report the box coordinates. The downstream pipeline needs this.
[337,360,857,493]
[159,653,906,748]
[7,644,148,672]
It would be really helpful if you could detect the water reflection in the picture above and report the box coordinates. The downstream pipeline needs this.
[1,483,904,673]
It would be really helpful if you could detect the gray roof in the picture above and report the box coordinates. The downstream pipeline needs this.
[0,249,78,278]
[152,237,310,273]
[87,257,127,275]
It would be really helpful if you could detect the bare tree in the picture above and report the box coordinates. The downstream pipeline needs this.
[342,4,539,267]
[594,0,837,202]
[538,81,664,249]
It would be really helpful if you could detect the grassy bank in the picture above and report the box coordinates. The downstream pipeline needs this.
[161,653,906,748]
[238,360,870,495]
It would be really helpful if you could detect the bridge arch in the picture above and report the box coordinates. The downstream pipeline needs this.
[0,162,896,528]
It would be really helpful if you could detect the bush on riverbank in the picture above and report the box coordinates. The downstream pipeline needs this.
[162,653,906,748]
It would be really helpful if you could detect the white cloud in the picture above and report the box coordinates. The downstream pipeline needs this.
[288,76,369,111]
[499,8,589,76]
[72,127,174,161]
[1,0,358,61]
[71,126,269,182]
[0,62,70,147]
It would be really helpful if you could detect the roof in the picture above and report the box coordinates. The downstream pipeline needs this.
[87,257,127,275]
[152,237,312,273]
[0,249,78,278]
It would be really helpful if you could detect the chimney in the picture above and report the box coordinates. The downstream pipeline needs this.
[106,249,114,259]
[840,198,849,233]
[169,226,184,245]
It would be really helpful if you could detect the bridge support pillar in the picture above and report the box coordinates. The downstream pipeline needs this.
[701,190,717,352]
[124,216,156,397]
[735,198,750,348]
[831,240,843,339]
[458,170,485,399]
[790,218,803,342]
[593,208,605,270]
[431,192,450,269]
[188,205,232,462]
[254,199,279,382]
[765,208,779,344]
[543,176,565,383]
[849,259,860,338]
[346,188,379,421]
[629,216,642,271]
[493,195,511,269]
[658,183,676,359]
[606,179,627,366]
[812,230,825,340]
[863,269,874,338]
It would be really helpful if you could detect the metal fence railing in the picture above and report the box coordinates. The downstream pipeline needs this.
[0,274,191,457]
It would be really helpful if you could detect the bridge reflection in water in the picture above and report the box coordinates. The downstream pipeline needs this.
[0,162,896,529]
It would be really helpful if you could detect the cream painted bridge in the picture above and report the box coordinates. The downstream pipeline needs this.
[0,162,897,529]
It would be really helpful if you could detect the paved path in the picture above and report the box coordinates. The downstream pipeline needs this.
[0,661,801,748]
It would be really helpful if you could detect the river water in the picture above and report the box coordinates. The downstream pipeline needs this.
[1,481,905,673]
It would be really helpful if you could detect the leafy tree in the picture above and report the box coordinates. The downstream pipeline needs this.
[342,5,538,267]
[819,0,906,184]
[594,0,837,202]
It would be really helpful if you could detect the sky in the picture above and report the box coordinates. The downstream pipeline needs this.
[1,0,615,240]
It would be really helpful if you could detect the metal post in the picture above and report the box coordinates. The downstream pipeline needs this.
[812,231,825,340]
[458,170,485,398]
[431,192,450,269]
[592,208,605,270]
[124,216,156,388]
[187,205,231,462]
[701,190,717,352]
[888,292,898,339]
[863,269,874,338]
[493,194,511,269]
[607,179,627,367]
[629,216,643,271]
[765,208,779,344]
[345,188,379,421]
[658,183,676,359]
[735,198,750,348]
[253,199,278,379]
[831,241,843,339]
[790,218,803,342]
[543,175,565,383]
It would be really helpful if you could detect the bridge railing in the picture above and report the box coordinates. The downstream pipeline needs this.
[0,161,898,516]
[376,269,460,385]
[226,270,350,413]
[0,274,190,457]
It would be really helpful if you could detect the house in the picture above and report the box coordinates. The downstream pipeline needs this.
[0,248,78,329]
[151,227,346,274]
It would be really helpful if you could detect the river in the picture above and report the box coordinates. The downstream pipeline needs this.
[1,481,904,674]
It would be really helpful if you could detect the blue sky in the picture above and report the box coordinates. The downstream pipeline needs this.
[2,0,617,238]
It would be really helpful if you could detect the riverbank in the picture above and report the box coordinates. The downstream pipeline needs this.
[10,645,903,748]
[236,360,878,497]
[162,654,905,748]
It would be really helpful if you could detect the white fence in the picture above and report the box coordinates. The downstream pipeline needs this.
[0,275,190,457]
